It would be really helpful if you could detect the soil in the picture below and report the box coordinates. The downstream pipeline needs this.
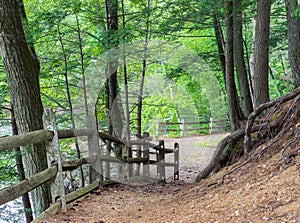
[41,134,300,223]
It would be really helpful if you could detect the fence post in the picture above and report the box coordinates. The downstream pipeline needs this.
[43,108,66,211]
[209,117,213,135]
[156,140,165,181]
[86,115,102,183]
[142,132,150,180]
[156,119,159,140]
[174,143,179,180]
[180,119,185,137]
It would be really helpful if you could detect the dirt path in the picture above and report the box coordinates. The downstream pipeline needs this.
[41,134,300,223]
[162,134,225,182]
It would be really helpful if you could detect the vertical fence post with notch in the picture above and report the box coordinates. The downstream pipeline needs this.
[157,140,165,181]
[86,115,102,183]
[43,108,66,211]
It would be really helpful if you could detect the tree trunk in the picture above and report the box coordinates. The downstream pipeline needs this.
[11,105,33,223]
[249,0,271,108]
[285,0,300,88]
[121,0,131,140]
[57,22,85,188]
[105,0,122,137]
[105,0,121,179]
[0,0,51,216]
[225,0,241,132]
[233,0,253,117]
[136,0,151,176]
[213,14,226,82]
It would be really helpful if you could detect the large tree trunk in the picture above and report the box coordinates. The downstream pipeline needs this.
[105,0,122,137]
[285,0,300,88]
[225,0,241,132]
[0,0,51,216]
[249,0,271,108]
[233,0,253,117]
[105,0,121,179]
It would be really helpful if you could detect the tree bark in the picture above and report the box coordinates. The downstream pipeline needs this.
[105,0,121,179]
[0,0,51,216]
[225,0,241,131]
[285,0,300,88]
[249,0,271,108]
[11,105,33,223]
[233,0,253,117]
[213,14,226,82]
[105,0,122,138]
[136,0,151,176]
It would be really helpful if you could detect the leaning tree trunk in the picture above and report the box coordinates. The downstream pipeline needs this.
[213,14,226,85]
[225,0,241,132]
[233,0,253,117]
[249,0,271,108]
[285,0,300,88]
[0,0,51,216]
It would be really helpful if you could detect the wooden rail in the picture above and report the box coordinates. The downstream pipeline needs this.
[0,109,179,221]
[156,118,229,138]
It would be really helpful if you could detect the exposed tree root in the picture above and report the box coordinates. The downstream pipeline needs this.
[280,129,300,164]
[195,87,300,183]
[244,87,300,156]
[194,122,278,183]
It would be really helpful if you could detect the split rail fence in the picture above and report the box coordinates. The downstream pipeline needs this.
[156,118,230,138]
[0,109,179,221]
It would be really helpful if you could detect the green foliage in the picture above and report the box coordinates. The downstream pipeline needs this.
[0,150,18,189]
[0,0,297,205]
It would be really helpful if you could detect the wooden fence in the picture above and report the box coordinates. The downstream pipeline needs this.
[156,118,230,138]
[0,109,179,221]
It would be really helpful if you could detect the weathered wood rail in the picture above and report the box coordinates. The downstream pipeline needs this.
[0,109,179,221]
[156,118,229,138]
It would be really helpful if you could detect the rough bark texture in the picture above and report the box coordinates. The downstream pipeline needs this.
[213,14,226,81]
[249,0,271,108]
[105,0,121,180]
[11,106,33,223]
[0,0,51,216]
[285,0,300,88]
[233,0,253,117]
[225,0,241,132]
[105,0,122,138]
